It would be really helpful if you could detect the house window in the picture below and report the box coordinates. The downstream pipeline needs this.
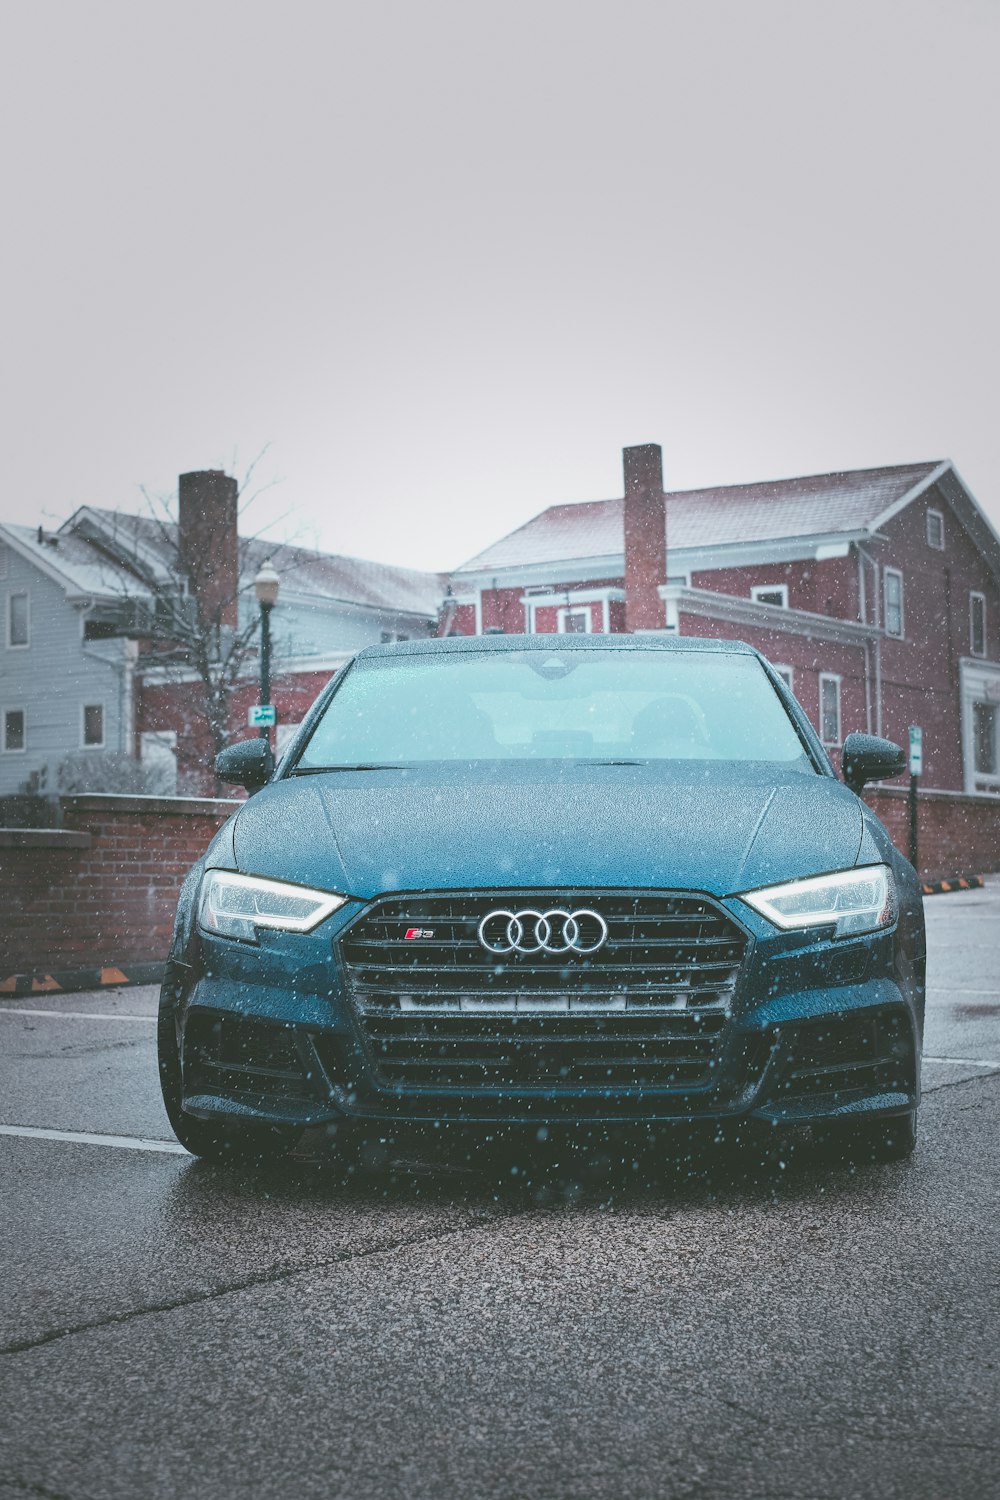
[926,509,945,550]
[751,584,789,608]
[973,703,998,776]
[883,569,904,638]
[0,544,7,580]
[970,593,986,658]
[558,607,591,634]
[819,674,841,746]
[7,591,29,647]
[773,665,794,691]
[3,708,25,752]
[82,704,105,748]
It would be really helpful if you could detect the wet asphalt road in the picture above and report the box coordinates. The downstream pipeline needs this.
[1,884,999,1500]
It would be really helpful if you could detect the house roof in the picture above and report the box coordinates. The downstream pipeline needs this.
[0,522,151,600]
[241,536,445,618]
[59,506,444,618]
[455,460,946,575]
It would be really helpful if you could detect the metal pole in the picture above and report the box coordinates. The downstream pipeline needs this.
[908,772,919,871]
[259,600,272,741]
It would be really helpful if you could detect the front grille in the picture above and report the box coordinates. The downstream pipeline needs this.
[338,892,748,1091]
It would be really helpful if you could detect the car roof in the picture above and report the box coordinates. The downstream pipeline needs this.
[354,633,759,661]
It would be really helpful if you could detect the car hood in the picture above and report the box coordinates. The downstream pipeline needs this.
[230,763,864,900]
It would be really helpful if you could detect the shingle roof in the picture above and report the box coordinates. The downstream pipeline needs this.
[66,507,444,618]
[242,535,445,617]
[456,461,944,574]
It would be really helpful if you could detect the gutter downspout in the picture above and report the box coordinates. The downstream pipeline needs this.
[121,639,138,756]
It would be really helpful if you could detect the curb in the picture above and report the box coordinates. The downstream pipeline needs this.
[921,875,985,896]
[0,962,165,998]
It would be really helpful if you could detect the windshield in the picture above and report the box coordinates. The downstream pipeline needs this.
[293,648,814,771]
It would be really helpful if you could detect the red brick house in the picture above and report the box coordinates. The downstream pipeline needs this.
[444,445,1000,798]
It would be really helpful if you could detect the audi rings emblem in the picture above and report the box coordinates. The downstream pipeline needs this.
[477,908,609,957]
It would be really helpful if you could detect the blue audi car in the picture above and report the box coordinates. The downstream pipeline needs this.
[158,635,925,1163]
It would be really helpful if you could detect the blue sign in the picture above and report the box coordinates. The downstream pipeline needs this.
[249,704,277,727]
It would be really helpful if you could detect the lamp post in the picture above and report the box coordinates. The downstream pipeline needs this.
[253,562,280,741]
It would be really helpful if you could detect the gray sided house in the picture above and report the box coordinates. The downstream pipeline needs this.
[0,472,444,796]
[0,524,146,796]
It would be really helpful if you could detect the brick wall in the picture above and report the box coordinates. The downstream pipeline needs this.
[1,785,996,977]
[864,787,1000,882]
[137,667,333,795]
[0,793,237,972]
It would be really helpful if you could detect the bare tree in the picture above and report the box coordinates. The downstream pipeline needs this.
[79,451,305,789]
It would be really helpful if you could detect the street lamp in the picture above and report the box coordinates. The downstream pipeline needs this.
[253,562,280,740]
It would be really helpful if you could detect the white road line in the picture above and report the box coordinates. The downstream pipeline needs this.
[925,988,1000,997]
[0,1009,156,1022]
[0,1124,187,1154]
[923,1056,1000,1069]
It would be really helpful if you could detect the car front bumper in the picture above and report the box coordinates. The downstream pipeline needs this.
[165,889,923,1135]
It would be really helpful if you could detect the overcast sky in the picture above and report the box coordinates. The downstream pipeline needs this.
[1,0,997,572]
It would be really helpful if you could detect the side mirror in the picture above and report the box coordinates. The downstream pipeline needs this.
[215,738,274,792]
[841,732,906,793]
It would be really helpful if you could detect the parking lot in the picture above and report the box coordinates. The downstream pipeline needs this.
[1,882,998,1500]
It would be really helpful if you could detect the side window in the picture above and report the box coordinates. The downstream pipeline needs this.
[970,593,986,658]
[82,704,105,748]
[7,591,29,648]
[819,674,841,746]
[926,509,945,550]
[773,665,794,691]
[883,569,904,638]
[3,707,26,752]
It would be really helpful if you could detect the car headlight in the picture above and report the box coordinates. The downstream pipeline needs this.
[197,869,347,942]
[737,864,897,938]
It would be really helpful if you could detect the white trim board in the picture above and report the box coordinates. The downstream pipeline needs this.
[659,585,879,645]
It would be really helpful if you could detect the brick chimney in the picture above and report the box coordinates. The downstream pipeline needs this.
[623,443,666,632]
[177,470,239,630]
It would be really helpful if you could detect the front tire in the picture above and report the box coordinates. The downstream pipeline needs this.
[157,989,301,1163]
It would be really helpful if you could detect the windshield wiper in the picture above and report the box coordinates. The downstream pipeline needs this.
[289,763,410,775]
